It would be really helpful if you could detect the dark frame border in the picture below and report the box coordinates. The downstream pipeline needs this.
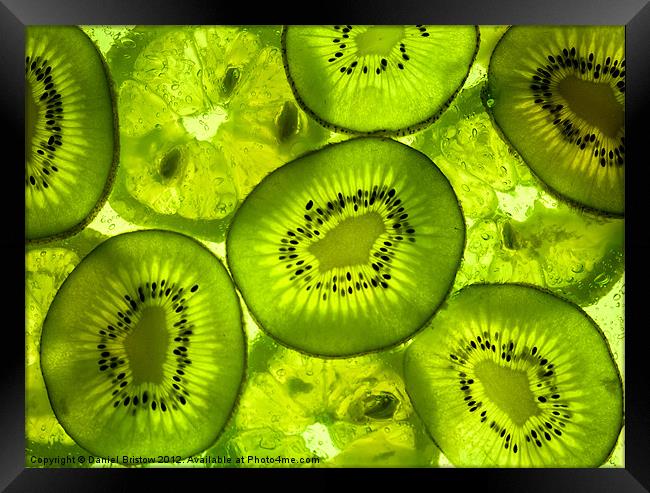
[4,0,649,490]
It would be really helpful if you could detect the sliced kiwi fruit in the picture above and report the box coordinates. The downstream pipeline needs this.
[40,230,245,459]
[282,25,479,136]
[486,26,625,215]
[404,283,623,467]
[25,26,118,243]
[226,137,465,357]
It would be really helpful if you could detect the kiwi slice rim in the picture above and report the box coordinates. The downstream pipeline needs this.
[482,26,625,218]
[403,281,624,468]
[39,228,248,459]
[225,136,466,359]
[281,25,481,137]
[25,26,120,245]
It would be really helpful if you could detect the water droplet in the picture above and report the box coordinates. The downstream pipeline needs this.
[472,128,478,138]
[461,184,470,192]
[121,38,136,48]
[40,251,46,256]
[276,368,285,377]
[613,293,621,301]
[487,98,495,107]
[108,224,116,231]
[594,273,610,286]
[571,264,584,273]
[481,233,490,240]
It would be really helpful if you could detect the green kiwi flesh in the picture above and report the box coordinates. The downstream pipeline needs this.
[25,26,118,242]
[404,283,623,467]
[226,137,465,357]
[487,26,624,215]
[40,230,245,458]
[282,25,479,135]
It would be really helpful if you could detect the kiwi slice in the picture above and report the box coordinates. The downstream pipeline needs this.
[404,283,623,467]
[486,26,625,215]
[40,230,245,458]
[25,26,118,243]
[282,25,479,136]
[226,137,465,357]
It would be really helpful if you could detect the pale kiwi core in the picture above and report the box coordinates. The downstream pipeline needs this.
[355,26,406,57]
[307,211,386,273]
[557,76,623,139]
[473,359,542,427]
[123,306,169,385]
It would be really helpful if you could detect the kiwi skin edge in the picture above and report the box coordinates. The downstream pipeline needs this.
[481,26,624,219]
[38,228,249,461]
[402,281,625,468]
[26,27,121,246]
[224,136,467,360]
[281,26,481,138]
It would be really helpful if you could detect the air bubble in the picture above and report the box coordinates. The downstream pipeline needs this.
[594,273,609,286]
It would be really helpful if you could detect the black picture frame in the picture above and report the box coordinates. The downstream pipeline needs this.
[5,0,649,490]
